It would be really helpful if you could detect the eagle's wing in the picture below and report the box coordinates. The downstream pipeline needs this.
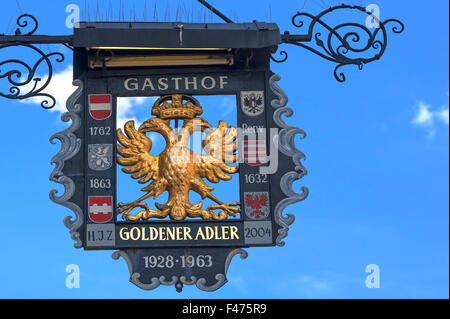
[256,96,263,105]
[117,120,159,185]
[195,120,238,183]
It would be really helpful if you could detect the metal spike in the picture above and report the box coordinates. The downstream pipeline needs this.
[153,0,158,22]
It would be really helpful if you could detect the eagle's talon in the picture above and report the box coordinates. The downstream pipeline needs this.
[207,202,241,218]
[117,202,151,220]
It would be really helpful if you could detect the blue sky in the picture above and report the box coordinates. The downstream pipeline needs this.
[0,0,448,299]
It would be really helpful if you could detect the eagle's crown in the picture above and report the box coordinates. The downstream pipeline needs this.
[151,94,203,119]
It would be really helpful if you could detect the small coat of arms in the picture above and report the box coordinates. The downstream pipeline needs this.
[89,196,113,223]
[244,139,267,165]
[244,192,270,220]
[88,144,113,171]
[241,91,264,116]
[89,94,112,120]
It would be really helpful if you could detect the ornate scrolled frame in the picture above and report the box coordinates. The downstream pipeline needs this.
[0,14,65,108]
[49,79,84,248]
[112,248,248,292]
[272,4,404,82]
[270,74,309,246]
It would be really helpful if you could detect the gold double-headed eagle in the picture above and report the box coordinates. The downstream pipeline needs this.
[117,95,240,221]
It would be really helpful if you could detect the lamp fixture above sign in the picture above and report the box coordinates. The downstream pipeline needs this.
[88,53,235,68]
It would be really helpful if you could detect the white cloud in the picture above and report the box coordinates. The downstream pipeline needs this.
[20,65,75,113]
[297,275,334,298]
[116,96,158,147]
[117,97,143,129]
[18,65,157,130]
[412,95,449,138]
[412,102,433,126]
[437,108,449,125]
[299,275,333,291]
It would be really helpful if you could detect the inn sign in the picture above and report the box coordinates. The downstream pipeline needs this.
[0,1,403,292]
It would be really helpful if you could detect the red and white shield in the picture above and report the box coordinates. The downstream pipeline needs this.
[244,140,267,165]
[89,94,112,120]
[88,196,113,223]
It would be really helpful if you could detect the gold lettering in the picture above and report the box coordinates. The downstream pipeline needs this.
[119,227,129,240]
[149,227,158,240]
[214,226,222,240]
[195,227,205,240]
[167,227,175,241]
[141,227,149,240]
[222,226,229,240]
[176,227,183,240]
[159,227,166,241]
[204,227,214,240]
[130,227,141,240]
[230,226,239,240]
[222,226,230,240]
[184,227,193,240]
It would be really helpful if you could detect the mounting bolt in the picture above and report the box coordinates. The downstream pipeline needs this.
[175,24,184,46]
[175,280,183,293]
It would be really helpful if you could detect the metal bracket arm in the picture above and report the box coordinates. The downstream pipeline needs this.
[0,14,71,109]
[0,35,72,45]
[272,4,404,82]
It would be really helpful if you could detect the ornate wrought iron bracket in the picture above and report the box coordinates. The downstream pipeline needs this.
[0,5,404,108]
[271,4,404,82]
[0,14,72,109]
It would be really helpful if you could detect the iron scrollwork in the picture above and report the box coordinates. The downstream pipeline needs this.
[270,48,288,63]
[273,4,404,82]
[0,14,65,109]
